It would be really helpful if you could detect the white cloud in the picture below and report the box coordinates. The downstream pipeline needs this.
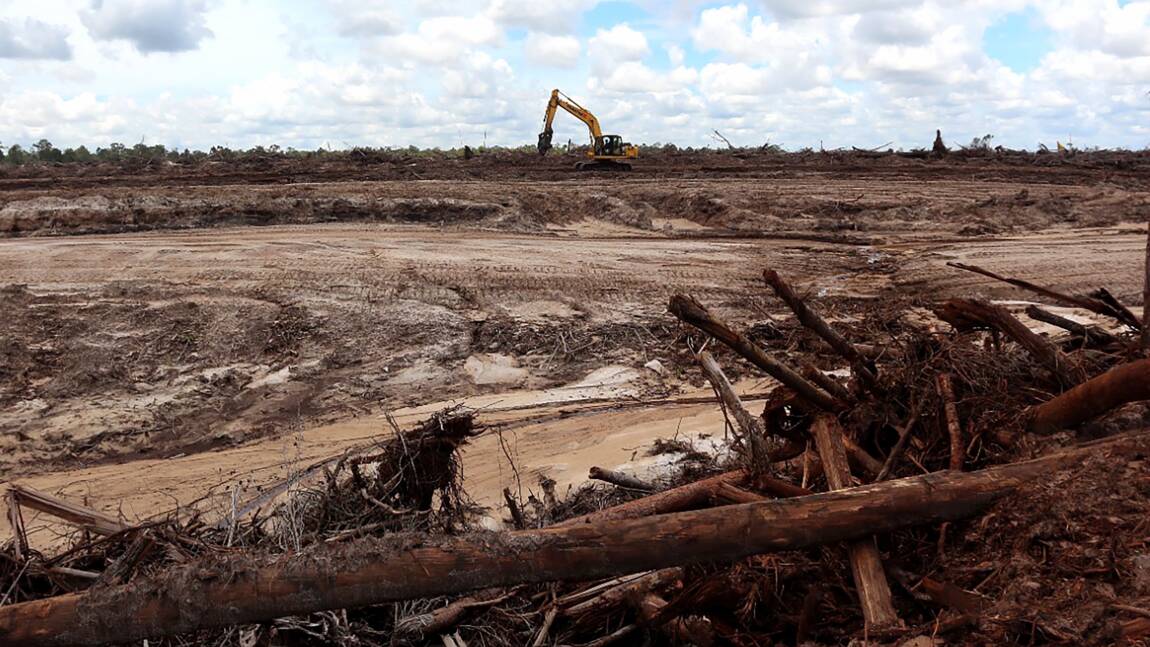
[2,0,1150,153]
[442,52,514,97]
[1038,0,1150,58]
[588,23,649,68]
[0,18,72,60]
[490,0,597,33]
[328,1,401,37]
[376,14,502,63]
[597,61,697,93]
[763,0,921,20]
[524,32,581,67]
[81,0,213,53]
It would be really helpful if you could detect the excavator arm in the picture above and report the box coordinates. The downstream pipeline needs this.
[538,89,604,155]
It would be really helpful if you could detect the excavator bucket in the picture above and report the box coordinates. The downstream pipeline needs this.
[537,128,553,156]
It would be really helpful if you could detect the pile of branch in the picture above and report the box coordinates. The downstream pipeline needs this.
[5,255,1150,647]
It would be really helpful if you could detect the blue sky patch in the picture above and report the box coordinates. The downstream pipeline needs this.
[983,8,1053,73]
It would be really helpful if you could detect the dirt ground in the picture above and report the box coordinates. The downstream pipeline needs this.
[2,150,1148,546]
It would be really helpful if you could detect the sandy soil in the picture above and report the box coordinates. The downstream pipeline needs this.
[3,154,1148,548]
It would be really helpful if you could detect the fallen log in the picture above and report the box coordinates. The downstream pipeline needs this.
[1144,221,1150,350]
[588,467,655,492]
[7,485,128,537]
[802,363,854,403]
[1025,305,1118,348]
[764,269,881,393]
[4,431,1147,647]
[697,350,772,470]
[562,568,682,617]
[947,262,1141,330]
[937,374,964,471]
[1029,359,1150,434]
[557,470,808,528]
[936,298,1080,386]
[1090,288,1140,332]
[668,294,845,412]
[810,415,899,628]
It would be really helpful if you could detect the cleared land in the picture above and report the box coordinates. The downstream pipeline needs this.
[3,150,1150,646]
[3,151,1148,524]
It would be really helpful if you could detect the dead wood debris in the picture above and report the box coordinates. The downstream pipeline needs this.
[5,260,1150,647]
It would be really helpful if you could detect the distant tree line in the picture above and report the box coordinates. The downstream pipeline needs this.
[0,140,568,166]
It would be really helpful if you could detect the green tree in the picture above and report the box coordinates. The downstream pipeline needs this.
[6,144,29,165]
[96,143,127,161]
[33,139,62,163]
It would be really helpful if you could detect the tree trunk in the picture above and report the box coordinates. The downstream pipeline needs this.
[947,261,1141,330]
[1143,220,1150,349]
[1030,359,1150,434]
[936,298,1080,386]
[763,269,880,393]
[668,294,844,412]
[810,415,899,628]
[3,431,1146,647]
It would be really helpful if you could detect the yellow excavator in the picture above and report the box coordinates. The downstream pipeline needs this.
[537,89,639,171]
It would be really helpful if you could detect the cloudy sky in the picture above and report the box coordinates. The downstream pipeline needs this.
[2,0,1149,151]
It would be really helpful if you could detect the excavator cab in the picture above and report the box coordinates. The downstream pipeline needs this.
[596,135,626,157]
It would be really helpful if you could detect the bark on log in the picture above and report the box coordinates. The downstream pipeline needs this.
[395,589,515,636]
[7,485,128,537]
[588,467,654,491]
[1090,288,1141,333]
[4,431,1147,647]
[842,436,884,479]
[557,470,808,528]
[936,298,1079,386]
[937,374,964,471]
[802,363,854,404]
[668,294,845,412]
[503,488,525,530]
[562,568,682,617]
[1025,305,1118,348]
[1029,359,1150,434]
[711,482,767,504]
[810,415,899,628]
[1144,220,1150,350]
[697,350,771,470]
[764,269,880,393]
[947,261,1141,330]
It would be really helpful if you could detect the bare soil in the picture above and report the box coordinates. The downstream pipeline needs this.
[2,150,1148,547]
